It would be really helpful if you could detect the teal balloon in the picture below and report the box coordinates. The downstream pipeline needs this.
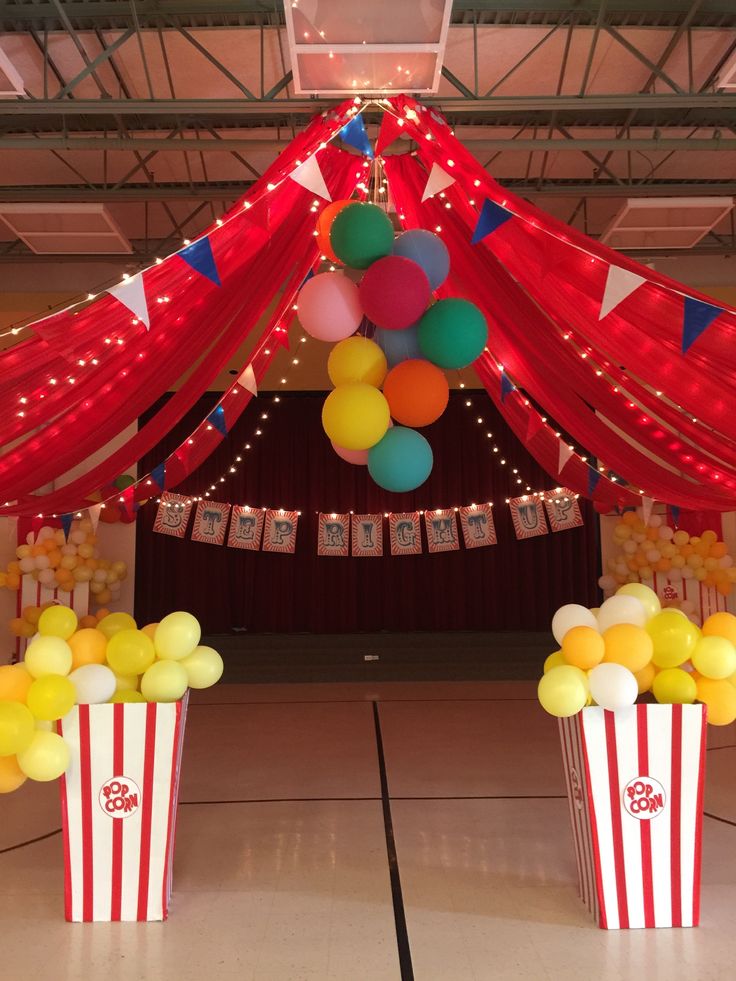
[329,203,394,270]
[418,298,488,369]
[368,427,433,493]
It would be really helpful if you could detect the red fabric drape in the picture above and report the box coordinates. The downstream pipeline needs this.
[134,392,598,632]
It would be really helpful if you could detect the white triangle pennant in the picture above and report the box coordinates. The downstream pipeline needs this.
[108,274,150,330]
[421,162,455,202]
[88,503,103,533]
[237,363,258,396]
[290,155,331,201]
[558,441,575,475]
[599,265,646,320]
[641,496,654,527]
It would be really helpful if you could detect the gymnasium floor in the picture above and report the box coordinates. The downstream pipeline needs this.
[3,681,735,981]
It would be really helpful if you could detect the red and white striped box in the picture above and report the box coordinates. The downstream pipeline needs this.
[559,704,707,929]
[58,695,188,922]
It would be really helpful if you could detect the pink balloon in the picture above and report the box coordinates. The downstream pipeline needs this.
[359,255,430,330]
[331,441,369,465]
[297,271,363,342]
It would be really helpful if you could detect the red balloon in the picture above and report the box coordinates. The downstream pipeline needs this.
[359,256,430,330]
[382,359,449,427]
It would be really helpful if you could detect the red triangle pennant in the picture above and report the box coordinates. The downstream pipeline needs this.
[375,112,406,155]
[526,411,545,443]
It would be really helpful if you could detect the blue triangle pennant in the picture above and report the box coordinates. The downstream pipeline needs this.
[339,115,374,158]
[670,505,681,527]
[471,199,513,245]
[151,462,166,491]
[500,371,515,403]
[60,513,74,540]
[588,468,602,497]
[179,236,221,287]
[299,268,315,291]
[681,296,722,353]
[207,404,228,437]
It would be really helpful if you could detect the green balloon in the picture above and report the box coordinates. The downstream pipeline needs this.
[113,473,135,491]
[329,203,394,270]
[418,298,488,369]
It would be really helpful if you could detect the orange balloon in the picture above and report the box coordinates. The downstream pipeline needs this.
[96,608,111,621]
[382,359,449,427]
[68,628,108,670]
[710,542,728,559]
[0,664,33,703]
[78,615,98,629]
[141,623,159,641]
[316,199,353,262]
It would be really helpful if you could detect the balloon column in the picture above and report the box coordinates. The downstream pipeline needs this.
[599,511,735,600]
[299,201,488,493]
[538,583,736,726]
[1,517,128,621]
[0,606,223,794]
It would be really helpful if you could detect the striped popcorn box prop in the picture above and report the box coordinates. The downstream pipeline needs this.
[559,703,707,930]
[58,694,189,922]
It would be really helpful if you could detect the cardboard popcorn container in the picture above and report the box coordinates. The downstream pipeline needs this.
[58,694,189,922]
[559,704,707,930]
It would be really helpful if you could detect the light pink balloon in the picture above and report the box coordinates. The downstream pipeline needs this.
[331,441,368,465]
[297,271,363,342]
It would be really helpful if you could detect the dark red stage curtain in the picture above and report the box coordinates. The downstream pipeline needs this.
[135,392,599,633]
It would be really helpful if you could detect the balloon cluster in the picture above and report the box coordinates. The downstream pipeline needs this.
[97,473,143,524]
[299,201,488,493]
[0,518,127,613]
[599,511,735,598]
[538,583,736,726]
[0,606,223,794]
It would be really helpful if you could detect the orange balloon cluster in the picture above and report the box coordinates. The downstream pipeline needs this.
[600,512,735,598]
[0,518,128,614]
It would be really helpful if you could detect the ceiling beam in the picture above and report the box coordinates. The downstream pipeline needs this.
[0,180,734,202]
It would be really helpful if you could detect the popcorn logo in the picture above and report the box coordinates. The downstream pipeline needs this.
[623,776,666,820]
[99,777,141,819]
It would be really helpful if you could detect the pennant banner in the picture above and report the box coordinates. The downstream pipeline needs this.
[682,297,723,354]
[389,512,422,556]
[178,237,221,287]
[544,489,583,532]
[236,363,258,397]
[421,162,455,202]
[227,505,264,550]
[339,115,373,157]
[458,504,497,549]
[351,514,383,557]
[317,512,350,557]
[558,441,575,475]
[509,496,549,540]
[60,513,74,540]
[151,462,166,492]
[107,273,150,330]
[599,265,645,320]
[152,492,193,539]
[207,404,228,437]
[87,503,102,534]
[290,154,331,201]
[375,112,405,155]
[641,496,655,527]
[262,509,299,554]
[471,199,513,245]
[424,509,460,554]
[501,371,515,403]
[190,500,230,545]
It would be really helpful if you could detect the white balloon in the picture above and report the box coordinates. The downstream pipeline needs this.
[648,514,663,528]
[37,568,55,585]
[719,555,733,569]
[92,568,107,583]
[60,544,78,556]
[18,557,35,573]
[658,525,674,541]
[588,663,638,710]
[645,550,661,563]
[597,594,647,632]
[681,566,694,580]
[70,530,86,545]
[623,541,637,555]
[633,533,646,543]
[668,567,683,582]
[69,664,117,705]
[598,575,616,592]
[37,526,55,543]
[551,604,599,645]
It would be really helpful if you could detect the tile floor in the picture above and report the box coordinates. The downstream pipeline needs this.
[2,681,735,981]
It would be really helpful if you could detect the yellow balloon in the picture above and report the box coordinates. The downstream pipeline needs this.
[68,628,108,670]
[634,662,656,694]
[106,629,155,676]
[696,677,736,726]
[97,612,137,640]
[616,583,661,620]
[114,672,138,693]
[38,605,78,640]
[180,646,224,689]
[321,383,390,450]
[110,690,146,703]
[0,663,33,703]
[327,337,388,388]
[26,674,76,721]
[652,668,697,705]
[140,660,188,702]
[543,650,565,673]
[154,612,201,661]
[646,610,700,668]
[24,636,73,678]
[691,636,736,680]
[538,665,589,718]
[16,730,70,781]
[562,625,604,670]
[0,701,35,755]
[602,623,653,673]
[0,754,27,794]
[702,612,736,646]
